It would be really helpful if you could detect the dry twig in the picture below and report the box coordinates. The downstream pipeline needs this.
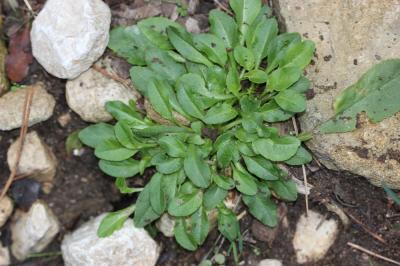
[0,87,35,199]
[214,0,234,15]
[92,65,141,100]
[291,117,310,216]
[343,209,387,244]
[347,242,400,265]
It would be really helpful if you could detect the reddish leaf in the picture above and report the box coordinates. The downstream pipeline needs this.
[6,24,33,82]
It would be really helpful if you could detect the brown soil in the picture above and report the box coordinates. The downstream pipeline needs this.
[0,1,399,266]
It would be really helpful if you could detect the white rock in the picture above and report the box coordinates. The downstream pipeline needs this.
[7,131,57,193]
[0,243,10,266]
[293,211,338,264]
[31,0,111,79]
[66,68,137,122]
[0,196,13,228]
[258,259,282,266]
[156,213,175,237]
[185,17,201,33]
[61,213,160,266]
[0,83,55,131]
[11,201,60,261]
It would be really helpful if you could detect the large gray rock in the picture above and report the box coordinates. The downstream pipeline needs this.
[11,201,60,261]
[275,0,400,188]
[31,0,111,79]
[293,211,338,264]
[61,213,160,266]
[7,131,57,193]
[66,68,137,122]
[0,83,55,131]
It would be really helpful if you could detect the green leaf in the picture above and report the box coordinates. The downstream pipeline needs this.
[249,18,278,66]
[269,179,297,201]
[213,174,235,190]
[177,82,205,119]
[237,141,255,156]
[203,184,228,210]
[226,59,240,96]
[79,123,114,148]
[159,135,186,157]
[163,172,179,202]
[168,190,203,216]
[149,173,167,214]
[156,157,183,175]
[147,79,173,120]
[288,76,311,93]
[174,218,198,251]
[97,204,136,237]
[65,130,82,156]
[319,59,400,133]
[229,0,261,43]
[129,67,158,96]
[260,101,294,122]
[233,46,255,70]
[184,145,211,188]
[285,146,312,165]
[244,69,268,84]
[243,193,277,226]
[267,66,302,91]
[99,158,140,178]
[209,9,238,49]
[114,121,145,150]
[275,90,306,113]
[95,138,136,161]
[193,33,228,66]
[266,32,301,73]
[167,28,212,66]
[243,156,280,180]
[115,177,143,194]
[191,206,210,245]
[138,17,184,50]
[108,26,147,65]
[105,101,145,125]
[253,136,300,161]
[145,48,186,82]
[216,138,237,168]
[134,183,161,227]
[217,207,240,242]
[279,40,315,70]
[134,125,191,137]
[202,103,238,125]
[232,163,257,195]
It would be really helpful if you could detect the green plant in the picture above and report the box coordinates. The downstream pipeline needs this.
[320,59,400,133]
[79,0,315,251]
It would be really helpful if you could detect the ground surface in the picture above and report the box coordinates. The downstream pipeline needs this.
[0,1,399,265]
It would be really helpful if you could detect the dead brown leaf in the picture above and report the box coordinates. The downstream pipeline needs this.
[6,23,33,82]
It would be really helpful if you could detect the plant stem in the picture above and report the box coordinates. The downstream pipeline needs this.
[221,119,242,132]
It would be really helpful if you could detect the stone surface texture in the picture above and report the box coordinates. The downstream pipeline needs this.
[7,131,57,193]
[0,83,55,131]
[61,213,160,266]
[30,0,111,79]
[11,201,60,261]
[0,243,10,266]
[0,196,13,228]
[292,211,338,264]
[258,259,283,266]
[275,0,400,188]
[66,68,137,122]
